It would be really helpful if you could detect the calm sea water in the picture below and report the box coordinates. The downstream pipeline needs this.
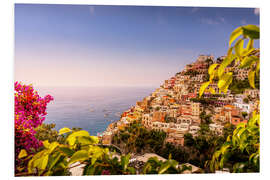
[36,86,156,135]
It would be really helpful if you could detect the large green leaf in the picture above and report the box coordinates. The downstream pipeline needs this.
[246,39,254,51]
[90,136,99,144]
[48,142,59,153]
[209,87,216,94]
[59,147,75,157]
[47,153,62,170]
[242,25,260,39]
[158,161,171,174]
[43,140,50,149]
[229,26,243,47]
[256,60,260,76]
[240,55,259,68]
[234,38,244,58]
[91,150,103,165]
[77,136,93,145]
[218,56,234,78]
[217,73,233,93]
[199,81,210,97]
[41,154,49,170]
[59,127,72,135]
[208,64,219,76]
[248,70,255,88]
[69,150,89,165]
[220,142,231,155]
[66,130,90,146]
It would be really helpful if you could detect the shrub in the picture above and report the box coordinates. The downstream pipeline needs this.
[15,82,53,174]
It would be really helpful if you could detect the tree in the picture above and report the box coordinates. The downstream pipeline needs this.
[200,25,260,173]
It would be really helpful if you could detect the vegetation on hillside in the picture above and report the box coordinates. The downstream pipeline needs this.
[200,24,260,172]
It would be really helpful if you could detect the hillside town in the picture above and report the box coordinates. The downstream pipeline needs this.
[100,55,260,147]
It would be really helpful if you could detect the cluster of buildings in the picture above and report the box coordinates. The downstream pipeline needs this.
[100,55,260,147]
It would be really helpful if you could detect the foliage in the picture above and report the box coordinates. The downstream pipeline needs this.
[83,153,136,175]
[229,78,259,94]
[17,128,115,176]
[182,129,225,170]
[200,111,212,124]
[35,124,66,144]
[184,70,199,77]
[17,127,190,176]
[200,25,260,173]
[209,111,259,172]
[190,97,217,106]
[142,156,191,174]
[15,82,53,174]
[112,122,166,154]
[199,25,260,96]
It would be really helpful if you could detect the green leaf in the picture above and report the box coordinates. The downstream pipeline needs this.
[121,154,131,171]
[49,142,59,153]
[208,64,219,76]
[83,164,96,175]
[158,161,171,174]
[59,147,75,157]
[220,143,231,154]
[77,136,99,146]
[217,73,233,93]
[199,81,210,97]
[227,46,233,59]
[59,127,72,135]
[242,25,260,39]
[142,163,152,174]
[91,150,103,165]
[77,136,93,145]
[248,70,255,88]
[89,136,99,144]
[18,149,27,159]
[229,26,243,47]
[240,55,259,68]
[209,87,216,94]
[234,38,244,58]
[41,154,49,170]
[47,153,62,170]
[43,140,50,149]
[256,60,260,76]
[218,56,234,78]
[66,130,90,146]
[127,167,136,174]
[246,39,254,51]
[69,150,89,165]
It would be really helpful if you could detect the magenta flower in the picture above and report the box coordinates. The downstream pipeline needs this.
[14,81,53,173]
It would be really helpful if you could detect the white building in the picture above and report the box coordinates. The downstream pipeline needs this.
[209,123,223,135]
[233,102,251,113]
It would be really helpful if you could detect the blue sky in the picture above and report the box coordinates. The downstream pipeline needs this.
[15,4,260,87]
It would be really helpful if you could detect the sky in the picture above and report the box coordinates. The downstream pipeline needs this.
[14,4,260,87]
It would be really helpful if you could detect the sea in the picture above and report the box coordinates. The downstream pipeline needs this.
[36,86,156,136]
